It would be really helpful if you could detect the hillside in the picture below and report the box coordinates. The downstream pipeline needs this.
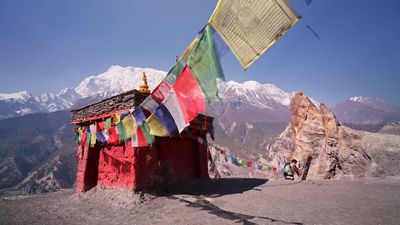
[0,111,76,194]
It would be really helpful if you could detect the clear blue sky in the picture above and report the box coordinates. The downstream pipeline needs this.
[0,0,399,106]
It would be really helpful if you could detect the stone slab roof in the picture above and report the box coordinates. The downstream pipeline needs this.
[71,89,148,123]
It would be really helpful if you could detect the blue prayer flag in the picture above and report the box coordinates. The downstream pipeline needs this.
[154,104,178,136]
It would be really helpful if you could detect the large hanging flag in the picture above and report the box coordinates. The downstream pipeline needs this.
[173,66,206,123]
[122,114,136,138]
[147,114,169,137]
[162,89,188,133]
[186,25,224,103]
[209,0,300,70]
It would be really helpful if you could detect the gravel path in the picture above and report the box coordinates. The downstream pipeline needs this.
[1,178,399,225]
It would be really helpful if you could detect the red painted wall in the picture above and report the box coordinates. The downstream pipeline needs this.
[76,146,100,192]
[76,133,209,192]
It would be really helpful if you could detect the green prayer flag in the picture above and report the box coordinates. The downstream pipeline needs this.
[85,132,91,147]
[165,61,184,85]
[75,131,81,145]
[116,123,127,142]
[187,25,224,103]
[140,122,155,145]
[104,117,112,130]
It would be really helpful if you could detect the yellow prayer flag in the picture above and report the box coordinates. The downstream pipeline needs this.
[89,123,96,147]
[209,0,300,70]
[122,114,136,138]
[146,114,169,137]
[112,114,121,124]
[90,133,96,147]
[180,36,200,62]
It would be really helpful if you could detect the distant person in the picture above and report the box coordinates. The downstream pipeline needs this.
[282,159,300,180]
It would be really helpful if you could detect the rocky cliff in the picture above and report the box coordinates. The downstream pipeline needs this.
[268,92,400,179]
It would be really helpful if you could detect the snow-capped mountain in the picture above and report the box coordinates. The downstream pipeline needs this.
[218,80,291,109]
[74,65,166,98]
[0,65,293,120]
[0,91,44,119]
[0,90,32,102]
[333,96,400,126]
[0,66,166,119]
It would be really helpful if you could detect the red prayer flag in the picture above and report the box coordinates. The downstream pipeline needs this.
[247,161,253,168]
[151,80,172,103]
[107,126,119,145]
[173,66,206,123]
[80,131,87,146]
[272,167,277,172]
[136,127,148,147]
[97,121,105,131]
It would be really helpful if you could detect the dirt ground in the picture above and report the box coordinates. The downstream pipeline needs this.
[1,178,400,225]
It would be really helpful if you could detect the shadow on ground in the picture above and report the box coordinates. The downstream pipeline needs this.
[169,195,303,225]
[156,177,268,197]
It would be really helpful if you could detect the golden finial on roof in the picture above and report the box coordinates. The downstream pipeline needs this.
[139,72,150,94]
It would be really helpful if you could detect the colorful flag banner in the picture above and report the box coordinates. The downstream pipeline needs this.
[147,114,169,137]
[173,66,206,123]
[187,25,224,103]
[153,104,178,136]
[162,89,188,133]
[209,0,300,70]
